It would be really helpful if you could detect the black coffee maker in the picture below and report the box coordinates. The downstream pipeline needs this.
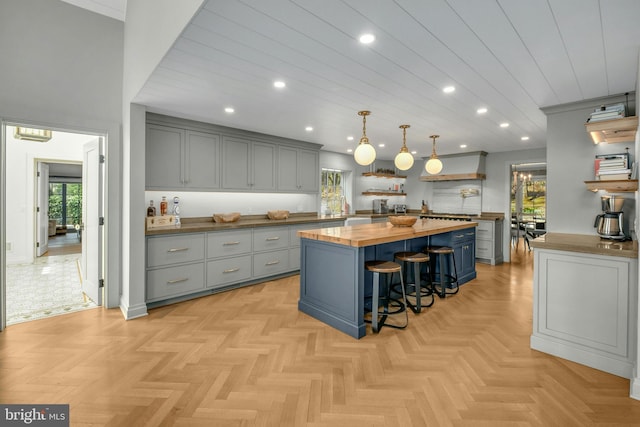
[594,196,625,240]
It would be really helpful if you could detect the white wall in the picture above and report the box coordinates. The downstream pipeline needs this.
[0,0,124,309]
[5,127,92,264]
[121,1,205,320]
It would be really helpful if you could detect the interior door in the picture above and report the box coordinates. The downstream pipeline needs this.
[81,138,103,305]
[36,162,49,257]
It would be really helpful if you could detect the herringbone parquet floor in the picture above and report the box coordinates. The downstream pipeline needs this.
[2,249,640,426]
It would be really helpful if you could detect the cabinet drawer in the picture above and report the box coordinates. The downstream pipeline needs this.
[146,263,205,301]
[476,221,493,233]
[253,227,289,252]
[207,229,252,258]
[253,249,289,277]
[451,229,475,243]
[147,234,205,268]
[475,239,494,258]
[207,255,252,288]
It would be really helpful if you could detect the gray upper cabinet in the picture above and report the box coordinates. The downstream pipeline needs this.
[221,137,276,191]
[277,146,319,192]
[146,124,220,190]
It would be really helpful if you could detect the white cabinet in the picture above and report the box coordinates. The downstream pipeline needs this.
[531,248,638,379]
[475,219,503,265]
[277,146,319,192]
[146,124,220,190]
[221,136,276,191]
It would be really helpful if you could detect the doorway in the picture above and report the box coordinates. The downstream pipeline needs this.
[2,124,104,325]
[510,162,546,258]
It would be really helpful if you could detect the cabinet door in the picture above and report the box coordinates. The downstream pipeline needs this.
[252,142,276,191]
[222,136,251,190]
[298,149,319,192]
[186,131,220,189]
[277,146,299,191]
[146,124,184,189]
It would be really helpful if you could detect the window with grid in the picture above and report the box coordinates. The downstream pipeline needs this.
[321,169,344,214]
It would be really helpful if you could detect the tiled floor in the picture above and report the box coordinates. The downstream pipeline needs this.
[6,254,98,325]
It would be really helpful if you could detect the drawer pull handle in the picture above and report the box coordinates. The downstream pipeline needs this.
[466,232,475,236]
[167,278,189,284]
[167,247,189,253]
[223,241,240,246]
[265,260,280,266]
[265,237,280,241]
[454,234,464,238]
[223,267,240,273]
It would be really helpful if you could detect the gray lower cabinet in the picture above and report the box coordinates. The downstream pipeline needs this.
[146,124,220,190]
[221,136,276,191]
[475,219,504,265]
[146,233,206,302]
[146,222,344,306]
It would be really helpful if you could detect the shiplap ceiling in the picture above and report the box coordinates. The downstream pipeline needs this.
[71,0,640,159]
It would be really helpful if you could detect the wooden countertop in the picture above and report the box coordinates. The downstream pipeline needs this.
[298,219,477,248]
[528,232,638,259]
[145,213,347,236]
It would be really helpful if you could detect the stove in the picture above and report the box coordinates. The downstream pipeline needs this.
[419,213,476,221]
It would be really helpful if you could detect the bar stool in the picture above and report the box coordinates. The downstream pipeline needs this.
[393,251,434,313]
[424,246,459,298]
[364,260,408,333]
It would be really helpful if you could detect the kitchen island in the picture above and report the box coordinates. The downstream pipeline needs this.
[529,233,638,380]
[298,219,477,338]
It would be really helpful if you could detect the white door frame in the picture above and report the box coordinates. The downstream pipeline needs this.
[0,120,108,331]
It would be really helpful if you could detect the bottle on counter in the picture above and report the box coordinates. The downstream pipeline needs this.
[147,200,156,217]
[172,196,181,227]
[160,196,168,216]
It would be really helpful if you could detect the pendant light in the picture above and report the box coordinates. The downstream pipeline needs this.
[394,124,414,170]
[425,134,443,174]
[353,110,376,166]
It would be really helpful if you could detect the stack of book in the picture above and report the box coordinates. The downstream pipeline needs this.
[594,153,632,181]
[587,103,625,123]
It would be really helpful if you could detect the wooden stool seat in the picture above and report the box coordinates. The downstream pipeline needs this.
[394,251,429,263]
[365,260,402,273]
[364,260,407,333]
[426,246,454,255]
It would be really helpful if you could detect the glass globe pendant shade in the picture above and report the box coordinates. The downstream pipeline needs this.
[425,157,443,174]
[394,151,414,170]
[394,124,413,171]
[353,110,376,166]
[354,141,376,166]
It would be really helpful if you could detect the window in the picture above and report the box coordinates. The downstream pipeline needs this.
[49,182,82,227]
[321,169,344,214]
[511,165,546,221]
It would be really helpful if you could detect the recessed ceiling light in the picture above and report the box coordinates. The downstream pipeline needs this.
[359,33,375,44]
[500,122,509,128]
[521,136,530,141]
[477,107,488,114]
[273,80,286,89]
[378,143,385,148]
[224,107,234,113]
[443,86,455,93]
[460,144,467,148]
[347,148,353,153]
[305,126,313,132]
[347,136,354,141]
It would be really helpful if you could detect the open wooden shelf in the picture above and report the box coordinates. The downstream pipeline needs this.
[585,116,637,144]
[420,173,486,182]
[362,172,407,179]
[362,191,407,196]
[584,179,638,193]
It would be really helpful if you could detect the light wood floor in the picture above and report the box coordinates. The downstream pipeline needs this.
[44,232,81,256]
[2,248,639,426]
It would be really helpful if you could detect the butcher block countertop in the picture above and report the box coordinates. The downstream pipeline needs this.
[529,232,638,259]
[298,219,477,248]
